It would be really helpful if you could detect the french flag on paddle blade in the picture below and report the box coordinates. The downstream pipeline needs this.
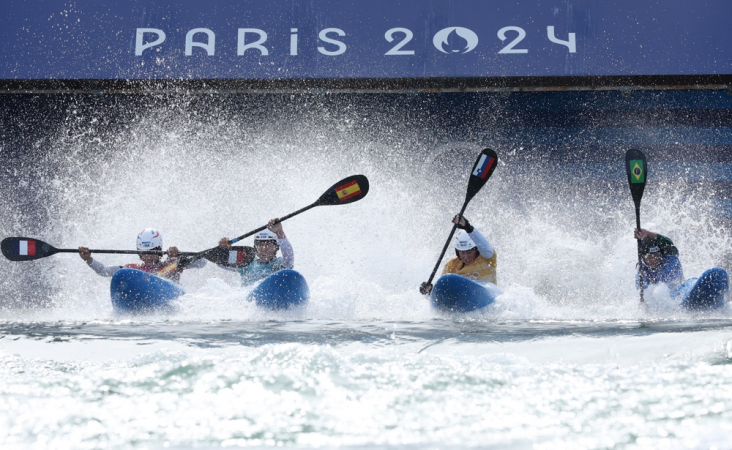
[228,250,247,265]
[15,240,36,256]
[472,155,495,179]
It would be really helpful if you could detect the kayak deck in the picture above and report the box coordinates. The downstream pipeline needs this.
[674,268,729,310]
[110,268,184,313]
[246,269,310,309]
[430,274,498,312]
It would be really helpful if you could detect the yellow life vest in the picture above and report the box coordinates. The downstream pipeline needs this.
[442,251,497,285]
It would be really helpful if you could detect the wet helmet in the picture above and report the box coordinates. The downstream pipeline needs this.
[254,229,280,250]
[136,228,163,251]
[254,229,278,243]
[640,235,678,257]
[454,230,477,252]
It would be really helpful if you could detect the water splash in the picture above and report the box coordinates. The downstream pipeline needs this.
[1,94,729,321]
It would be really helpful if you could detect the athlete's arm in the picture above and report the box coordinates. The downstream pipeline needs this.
[279,238,294,269]
[468,228,494,259]
[79,246,121,277]
[88,259,122,277]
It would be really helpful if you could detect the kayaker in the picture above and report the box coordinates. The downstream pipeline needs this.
[635,228,684,291]
[78,228,205,283]
[217,218,294,285]
[420,215,497,295]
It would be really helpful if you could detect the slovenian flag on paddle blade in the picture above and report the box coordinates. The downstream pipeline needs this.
[335,180,362,201]
[14,240,36,256]
[472,154,495,179]
[629,159,645,184]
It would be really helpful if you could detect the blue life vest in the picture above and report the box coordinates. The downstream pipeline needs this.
[636,254,684,291]
[238,257,285,285]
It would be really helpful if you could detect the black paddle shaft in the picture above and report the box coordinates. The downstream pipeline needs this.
[625,149,648,303]
[0,237,199,262]
[195,175,370,266]
[424,202,468,286]
[229,203,316,244]
[3,175,370,269]
[225,175,370,245]
[423,149,499,290]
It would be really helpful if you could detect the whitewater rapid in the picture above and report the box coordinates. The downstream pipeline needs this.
[2,320,732,448]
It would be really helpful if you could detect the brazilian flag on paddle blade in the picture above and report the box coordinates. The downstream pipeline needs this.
[629,159,645,184]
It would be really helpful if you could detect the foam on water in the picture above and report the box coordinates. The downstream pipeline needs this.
[2,321,732,448]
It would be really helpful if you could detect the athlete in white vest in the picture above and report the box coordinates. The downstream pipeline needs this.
[216,218,294,285]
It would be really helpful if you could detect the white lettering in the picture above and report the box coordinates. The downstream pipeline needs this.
[290,28,298,56]
[384,28,415,56]
[130,24,579,60]
[186,28,215,56]
[547,26,576,53]
[238,28,269,55]
[497,26,528,54]
[135,28,166,56]
[318,28,346,56]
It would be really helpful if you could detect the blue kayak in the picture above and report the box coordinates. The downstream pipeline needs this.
[672,267,729,310]
[110,268,185,313]
[246,269,310,309]
[430,274,499,312]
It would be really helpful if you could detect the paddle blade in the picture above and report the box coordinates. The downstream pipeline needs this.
[465,149,498,203]
[316,175,370,206]
[625,149,647,207]
[1,237,58,261]
[201,246,256,268]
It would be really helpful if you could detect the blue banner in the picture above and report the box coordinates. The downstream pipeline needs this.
[1,0,730,80]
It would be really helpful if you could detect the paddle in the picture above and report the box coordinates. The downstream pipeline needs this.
[625,149,648,303]
[420,148,498,294]
[2,175,370,268]
[0,237,199,262]
[198,174,370,268]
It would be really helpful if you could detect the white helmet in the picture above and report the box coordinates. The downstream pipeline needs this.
[254,229,278,243]
[454,230,476,252]
[136,228,163,250]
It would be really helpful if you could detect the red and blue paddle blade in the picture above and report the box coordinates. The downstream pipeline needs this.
[465,148,498,203]
[625,149,647,208]
[316,174,370,206]
[1,237,58,261]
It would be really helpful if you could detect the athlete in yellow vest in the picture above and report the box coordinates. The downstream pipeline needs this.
[442,215,497,283]
[420,215,497,295]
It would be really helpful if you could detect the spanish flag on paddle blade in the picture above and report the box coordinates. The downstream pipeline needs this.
[335,180,362,201]
[157,260,179,278]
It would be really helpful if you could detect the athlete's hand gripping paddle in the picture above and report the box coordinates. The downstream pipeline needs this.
[625,149,648,303]
[199,174,370,268]
[420,148,498,295]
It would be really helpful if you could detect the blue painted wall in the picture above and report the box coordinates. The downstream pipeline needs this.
[1,0,730,80]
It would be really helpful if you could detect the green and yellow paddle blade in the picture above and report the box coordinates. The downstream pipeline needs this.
[625,149,647,210]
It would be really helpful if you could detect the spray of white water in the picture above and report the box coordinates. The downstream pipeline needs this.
[1,95,730,321]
